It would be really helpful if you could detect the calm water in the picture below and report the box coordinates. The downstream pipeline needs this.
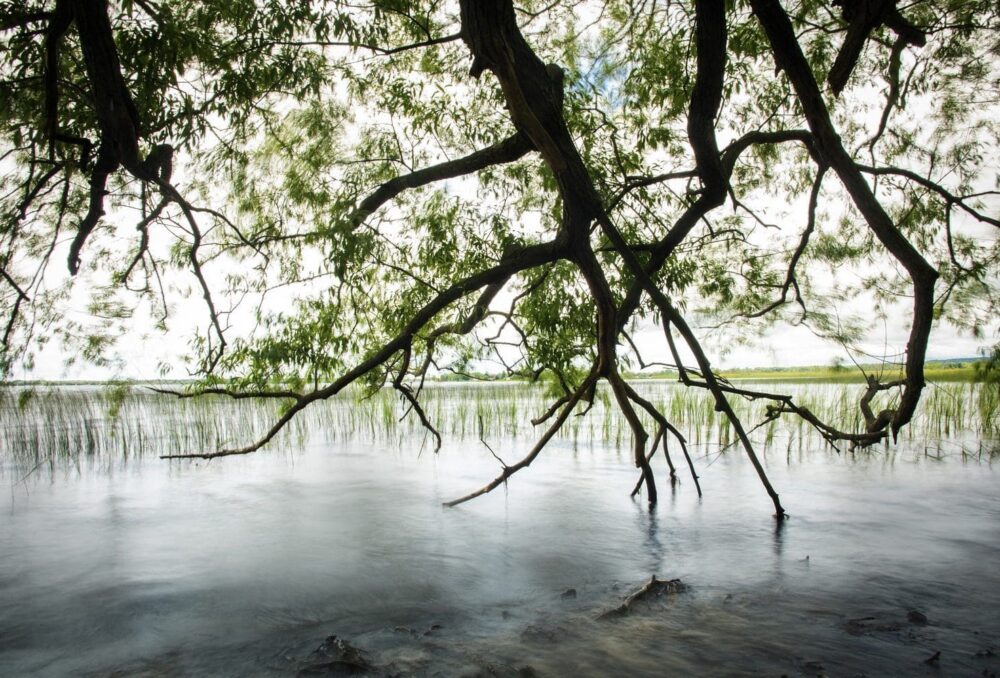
[1,384,998,676]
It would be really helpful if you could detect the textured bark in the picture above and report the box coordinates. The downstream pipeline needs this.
[72,0,142,168]
[459,0,601,241]
[459,1,612,374]
[459,0,658,500]
[687,0,727,199]
[62,0,153,273]
[828,0,926,96]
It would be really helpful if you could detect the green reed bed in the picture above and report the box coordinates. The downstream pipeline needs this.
[1,380,996,468]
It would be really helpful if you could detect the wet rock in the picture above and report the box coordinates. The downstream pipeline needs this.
[843,616,902,636]
[298,660,370,675]
[299,635,373,675]
[520,624,560,644]
[461,661,540,677]
[560,588,577,599]
[907,610,928,625]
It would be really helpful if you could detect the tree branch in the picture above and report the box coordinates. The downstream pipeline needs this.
[751,0,938,439]
[161,239,566,459]
[444,368,599,507]
[345,132,533,232]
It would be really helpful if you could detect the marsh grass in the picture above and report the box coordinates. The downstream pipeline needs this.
[1,380,996,469]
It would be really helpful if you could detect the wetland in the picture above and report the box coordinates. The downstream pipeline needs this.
[1,381,998,676]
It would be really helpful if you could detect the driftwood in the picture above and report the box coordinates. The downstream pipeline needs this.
[598,575,686,620]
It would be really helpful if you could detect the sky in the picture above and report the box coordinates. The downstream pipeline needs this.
[19,281,993,382]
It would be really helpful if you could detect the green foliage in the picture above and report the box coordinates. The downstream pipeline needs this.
[0,0,996,413]
[974,344,1000,386]
[104,381,132,420]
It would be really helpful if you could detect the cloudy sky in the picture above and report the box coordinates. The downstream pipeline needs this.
[21,278,993,382]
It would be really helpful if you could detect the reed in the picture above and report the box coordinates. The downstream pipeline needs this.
[1,380,995,468]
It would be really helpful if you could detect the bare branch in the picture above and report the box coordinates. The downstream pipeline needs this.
[856,164,1000,229]
[258,32,462,57]
[149,385,302,400]
[393,345,442,453]
[740,164,827,319]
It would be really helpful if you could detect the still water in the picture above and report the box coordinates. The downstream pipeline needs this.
[1,384,998,676]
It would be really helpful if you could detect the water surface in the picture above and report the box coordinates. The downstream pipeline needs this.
[1,384,998,676]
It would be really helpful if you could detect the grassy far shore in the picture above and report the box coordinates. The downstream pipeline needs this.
[633,358,982,383]
[1,359,986,387]
[720,360,978,383]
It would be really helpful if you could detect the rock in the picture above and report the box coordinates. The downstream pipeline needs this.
[298,635,373,676]
[907,610,928,625]
[561,588,577,599]
[462,661,538,677]
[843,616,902,636]
[520,624,560,644]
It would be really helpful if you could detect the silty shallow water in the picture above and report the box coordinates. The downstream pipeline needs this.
[1,383,998,676]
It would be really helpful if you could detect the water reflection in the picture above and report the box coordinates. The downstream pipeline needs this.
[772,513,786,556]
[633,500,663,574]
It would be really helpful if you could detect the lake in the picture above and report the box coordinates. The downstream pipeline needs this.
[1,382,998,676]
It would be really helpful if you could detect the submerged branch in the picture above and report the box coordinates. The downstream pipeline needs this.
[444,368,598,507]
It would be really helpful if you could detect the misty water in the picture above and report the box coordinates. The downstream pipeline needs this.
[1,382,998,676]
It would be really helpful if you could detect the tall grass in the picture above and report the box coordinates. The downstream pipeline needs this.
[1,380,996,468]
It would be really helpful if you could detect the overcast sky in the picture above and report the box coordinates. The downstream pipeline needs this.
[20,287,993,382]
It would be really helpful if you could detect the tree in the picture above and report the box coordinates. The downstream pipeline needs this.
[1,0,997,517]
